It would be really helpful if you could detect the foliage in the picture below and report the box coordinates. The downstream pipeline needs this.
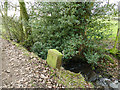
[27,2,115,66]
[0,0,31,43]
[109,48,118,55]
[29,2,92,59]
[104,54,114,64]
[84,50,100,65]
[1,16,25,42]
[0,1,116,66]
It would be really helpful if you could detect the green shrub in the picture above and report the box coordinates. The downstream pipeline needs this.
[28,2,114,66]
[31,42,51,59]
[84,50,100,65]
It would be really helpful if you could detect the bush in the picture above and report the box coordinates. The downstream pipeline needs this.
[28,2,114,66]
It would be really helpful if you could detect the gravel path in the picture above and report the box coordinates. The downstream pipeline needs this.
[0,38,65,88]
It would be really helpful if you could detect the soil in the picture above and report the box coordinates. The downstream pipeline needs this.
[0,38,65,88]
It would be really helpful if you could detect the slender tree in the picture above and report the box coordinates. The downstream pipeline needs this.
[110,2,120,54]
[117,2,120,50]
[18,0,31,39]
[0,0,12,39]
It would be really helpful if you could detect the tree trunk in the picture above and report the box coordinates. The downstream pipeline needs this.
[115,28,120,50]
[19,4,25,42]
[18,0,31,39]
[116,2,120,50]
[4,0,8,16]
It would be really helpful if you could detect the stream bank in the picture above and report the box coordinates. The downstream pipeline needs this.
[62,58,119,89]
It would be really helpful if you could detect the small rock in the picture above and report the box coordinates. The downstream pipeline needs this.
[33,58,36,60]
[52,85,56,88]
[10,58,14,61]
[41,74,46,79]
[39,78,43,82]
[21,72,25,75]
[25,67,30,71]
[35,74,39,78]
[48,85,52,88]
[43,70,47,73]
[11,63,14,66]
[6,69,10,73]
[47,82,51,84]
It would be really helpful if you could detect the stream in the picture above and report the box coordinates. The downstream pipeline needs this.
[62,59,119,89]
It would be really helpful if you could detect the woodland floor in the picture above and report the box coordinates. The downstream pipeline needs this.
[0,38,65,88]
[0,37,119,89]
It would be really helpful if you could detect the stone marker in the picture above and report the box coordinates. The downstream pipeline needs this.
[47,49,63,69]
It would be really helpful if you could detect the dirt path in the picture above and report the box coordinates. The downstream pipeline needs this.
[0,38,64,88]
[0,38,2,89]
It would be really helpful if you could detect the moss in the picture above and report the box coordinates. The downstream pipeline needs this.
[23,52,30,57]
[54,67,94,88]
[11,41,20,47]
[104,54,114,64]
[31,83,36,87]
